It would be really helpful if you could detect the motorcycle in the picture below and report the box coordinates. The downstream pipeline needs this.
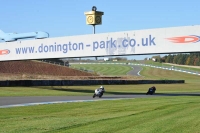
[93,88,105,98]
[146,86,156,95]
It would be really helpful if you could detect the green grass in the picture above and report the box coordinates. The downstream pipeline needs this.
[140,67,200,82]
[0,82,200,97]
[0,66,200,96]
[0,63,200,132]
[71,64,133,75]
[0,96,200,133]
[93,60,140,64]
[143,60,200,72]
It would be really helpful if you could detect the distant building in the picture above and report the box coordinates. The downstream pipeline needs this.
[152,58,157,62]
[104,58,109,61]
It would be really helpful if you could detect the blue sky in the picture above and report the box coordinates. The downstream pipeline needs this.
[1,0,200,60]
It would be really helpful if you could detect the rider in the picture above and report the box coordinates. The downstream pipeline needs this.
[152,86,156,91]
[99,86,105,92]
[148,86,156,92]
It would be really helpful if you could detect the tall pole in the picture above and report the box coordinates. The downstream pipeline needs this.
[93,25,96,34]
[93,25,97,60]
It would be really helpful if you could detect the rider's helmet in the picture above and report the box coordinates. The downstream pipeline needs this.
[100,86,104,89]
[100,86,104,90]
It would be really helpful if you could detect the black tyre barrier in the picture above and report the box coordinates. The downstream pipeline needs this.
[0,80,184,87]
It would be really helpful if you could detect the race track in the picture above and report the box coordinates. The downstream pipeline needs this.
[1,93,200,108]
[127,65,143,76]
[1,66,199,108]
[0,65,144,108]
[0,95,151,107]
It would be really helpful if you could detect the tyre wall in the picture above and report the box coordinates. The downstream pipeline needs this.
[0,80,184,87]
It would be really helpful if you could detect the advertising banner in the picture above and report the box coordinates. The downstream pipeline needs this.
[0,25,200,61]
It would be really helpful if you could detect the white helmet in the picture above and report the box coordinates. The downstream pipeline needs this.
[100,86,104,88]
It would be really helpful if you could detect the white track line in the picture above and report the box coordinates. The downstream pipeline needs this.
[0,98,134,108]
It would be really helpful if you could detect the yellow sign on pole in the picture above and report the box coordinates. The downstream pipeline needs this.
[84,7,104,25]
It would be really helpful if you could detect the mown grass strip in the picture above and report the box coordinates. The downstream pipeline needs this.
[0,96,200,133]
[71,64,133,76]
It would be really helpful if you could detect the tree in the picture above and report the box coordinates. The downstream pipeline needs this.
[173,56,178,64]
[151,55,161,62]
[185,57,190,65]
[165,54,174,63]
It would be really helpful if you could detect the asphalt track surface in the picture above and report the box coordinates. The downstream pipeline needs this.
[127,65,143,76]
[1,93,200,108]
[0,95,152,106]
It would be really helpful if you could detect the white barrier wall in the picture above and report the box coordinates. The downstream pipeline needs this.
[0,25,200,61]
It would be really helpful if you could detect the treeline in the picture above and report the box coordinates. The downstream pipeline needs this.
[152,53,200,66]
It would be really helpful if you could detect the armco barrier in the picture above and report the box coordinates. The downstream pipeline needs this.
[0,80,184,87]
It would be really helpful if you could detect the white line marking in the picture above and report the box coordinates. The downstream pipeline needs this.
[0,98,135,108]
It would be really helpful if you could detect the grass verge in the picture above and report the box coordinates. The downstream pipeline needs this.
[0,96,200,133]
[0,82,200,97]
[71,64,133,76]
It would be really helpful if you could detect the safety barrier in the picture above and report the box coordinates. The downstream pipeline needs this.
[0,80,184,87]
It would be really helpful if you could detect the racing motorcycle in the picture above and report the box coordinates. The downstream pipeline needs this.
[146,86,156,95]
[93,87,105,98]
